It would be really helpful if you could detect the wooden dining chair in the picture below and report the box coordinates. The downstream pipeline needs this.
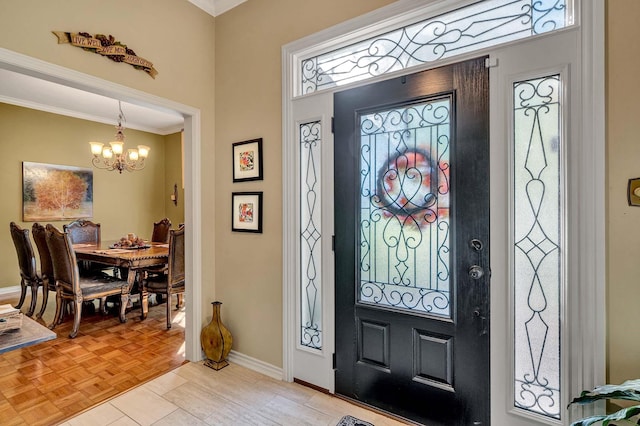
[32,223,56,319]
[151,217,172,243]
[63,219,116,279]
[45,224,130,338]
[63,219,101,245]
[140,226,185,329]
[9,222,43,317]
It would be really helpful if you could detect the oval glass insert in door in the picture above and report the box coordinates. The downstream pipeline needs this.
[359,97,451,317]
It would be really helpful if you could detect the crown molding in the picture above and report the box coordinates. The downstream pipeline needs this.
[188,0,246,17]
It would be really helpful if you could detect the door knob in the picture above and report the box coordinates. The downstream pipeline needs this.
[468,265,484,280]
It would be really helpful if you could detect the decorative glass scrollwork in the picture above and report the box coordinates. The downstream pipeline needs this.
[359,99,451,317]
[300,121,322,350]
[513,75,562,420]
[302,0,567,94]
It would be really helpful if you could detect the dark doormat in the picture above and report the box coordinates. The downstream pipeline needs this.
[337,415,374,426]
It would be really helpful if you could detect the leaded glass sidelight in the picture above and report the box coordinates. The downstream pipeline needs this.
[513,75,562,419]
[300,120,322,350]
[301,0,569,94]
[359,98,451,316]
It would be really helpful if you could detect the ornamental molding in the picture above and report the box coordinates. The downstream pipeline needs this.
[188,0,246,17]
[52,31,158,79]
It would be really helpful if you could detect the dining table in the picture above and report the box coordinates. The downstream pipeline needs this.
[73,241,169,287]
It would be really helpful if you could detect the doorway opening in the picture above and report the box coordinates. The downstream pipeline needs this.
[0,47,203,362]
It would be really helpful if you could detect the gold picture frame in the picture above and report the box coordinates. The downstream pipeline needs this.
[628,178,640,206]
[22,162,93,221]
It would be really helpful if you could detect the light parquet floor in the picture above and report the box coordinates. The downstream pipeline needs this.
[0,292,186,426]
[0,292,411,426]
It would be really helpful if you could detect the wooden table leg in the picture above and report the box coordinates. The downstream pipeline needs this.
[140,290,149,320]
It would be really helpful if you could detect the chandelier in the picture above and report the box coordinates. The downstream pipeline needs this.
[89,101,150,173]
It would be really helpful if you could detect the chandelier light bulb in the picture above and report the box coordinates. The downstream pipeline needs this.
[88,100,150,173]
[137,145,150,158]
[89,142,104,155]
[102,147,113,159]
[109,141,124,155]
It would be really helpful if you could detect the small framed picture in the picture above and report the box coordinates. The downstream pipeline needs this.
[628,178,640,206]
[232,192,263,233]
[232,138,263,182]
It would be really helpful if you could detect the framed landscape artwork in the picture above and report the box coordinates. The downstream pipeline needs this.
[232,138,263,182]
[22,162,93,221]
[231,192,263,233]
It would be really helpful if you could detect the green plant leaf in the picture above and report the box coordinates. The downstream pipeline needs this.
[570,406,640,426]
[569,380,640,407]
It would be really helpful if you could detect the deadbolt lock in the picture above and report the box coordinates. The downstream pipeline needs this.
[468,265,484,280]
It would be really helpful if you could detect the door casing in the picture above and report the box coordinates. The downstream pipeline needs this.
[283,1,604,425]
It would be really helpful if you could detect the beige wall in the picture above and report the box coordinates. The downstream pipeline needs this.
[606,0,640,384]
[164,132,185,228]
[0,103,183,287]
[214,0,394,367]
[1,0,631,385]
[0,0,216,326]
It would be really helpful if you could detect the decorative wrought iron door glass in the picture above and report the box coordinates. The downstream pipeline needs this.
[302,0,568,94]
[513,75,562,419]
[300,120,323,350]
[359,98,451,316]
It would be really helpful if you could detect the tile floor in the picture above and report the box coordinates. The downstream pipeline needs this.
[60,361,411,426]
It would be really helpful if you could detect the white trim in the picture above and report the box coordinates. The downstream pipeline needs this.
[289,95,335,391]
[188,0,246,17]
[0,47,203,363]
[282,41,295,382]
[228,350,283,381]
[572,0,606,420]
[0,94,182,135]
[0,286,21,297]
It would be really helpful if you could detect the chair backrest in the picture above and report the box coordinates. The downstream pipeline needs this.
[63,219,100,245]
[32,223,54,285]
[45,224,80,294]
[167,226,185,286]
[151,217,172,243]
[9,222,38,281]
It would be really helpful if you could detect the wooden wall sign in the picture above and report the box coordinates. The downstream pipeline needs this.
[52,31,158,78]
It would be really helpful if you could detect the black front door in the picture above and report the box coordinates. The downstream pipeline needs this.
[334,57,490,425]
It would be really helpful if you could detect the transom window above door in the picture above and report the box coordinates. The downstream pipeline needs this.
[299,0,573,95]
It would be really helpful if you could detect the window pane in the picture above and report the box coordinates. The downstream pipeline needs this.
[302,0,568,94]
[513,75,562,419]
[300,120,322,350]
[360,98,451,317]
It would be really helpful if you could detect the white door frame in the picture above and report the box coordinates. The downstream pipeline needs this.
[282,0,605,424]
[0,47,203,362]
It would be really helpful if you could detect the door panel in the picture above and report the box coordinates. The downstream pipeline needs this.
[291,92,335,391]
[334,57,490,425]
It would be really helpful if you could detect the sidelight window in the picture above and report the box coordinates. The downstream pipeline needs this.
[300,120,323,350]
[512,74,563,420]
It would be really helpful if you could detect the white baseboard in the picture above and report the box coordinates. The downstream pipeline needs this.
[0,285,284,382]
[0,286,21,297]
[228,350,283,381]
